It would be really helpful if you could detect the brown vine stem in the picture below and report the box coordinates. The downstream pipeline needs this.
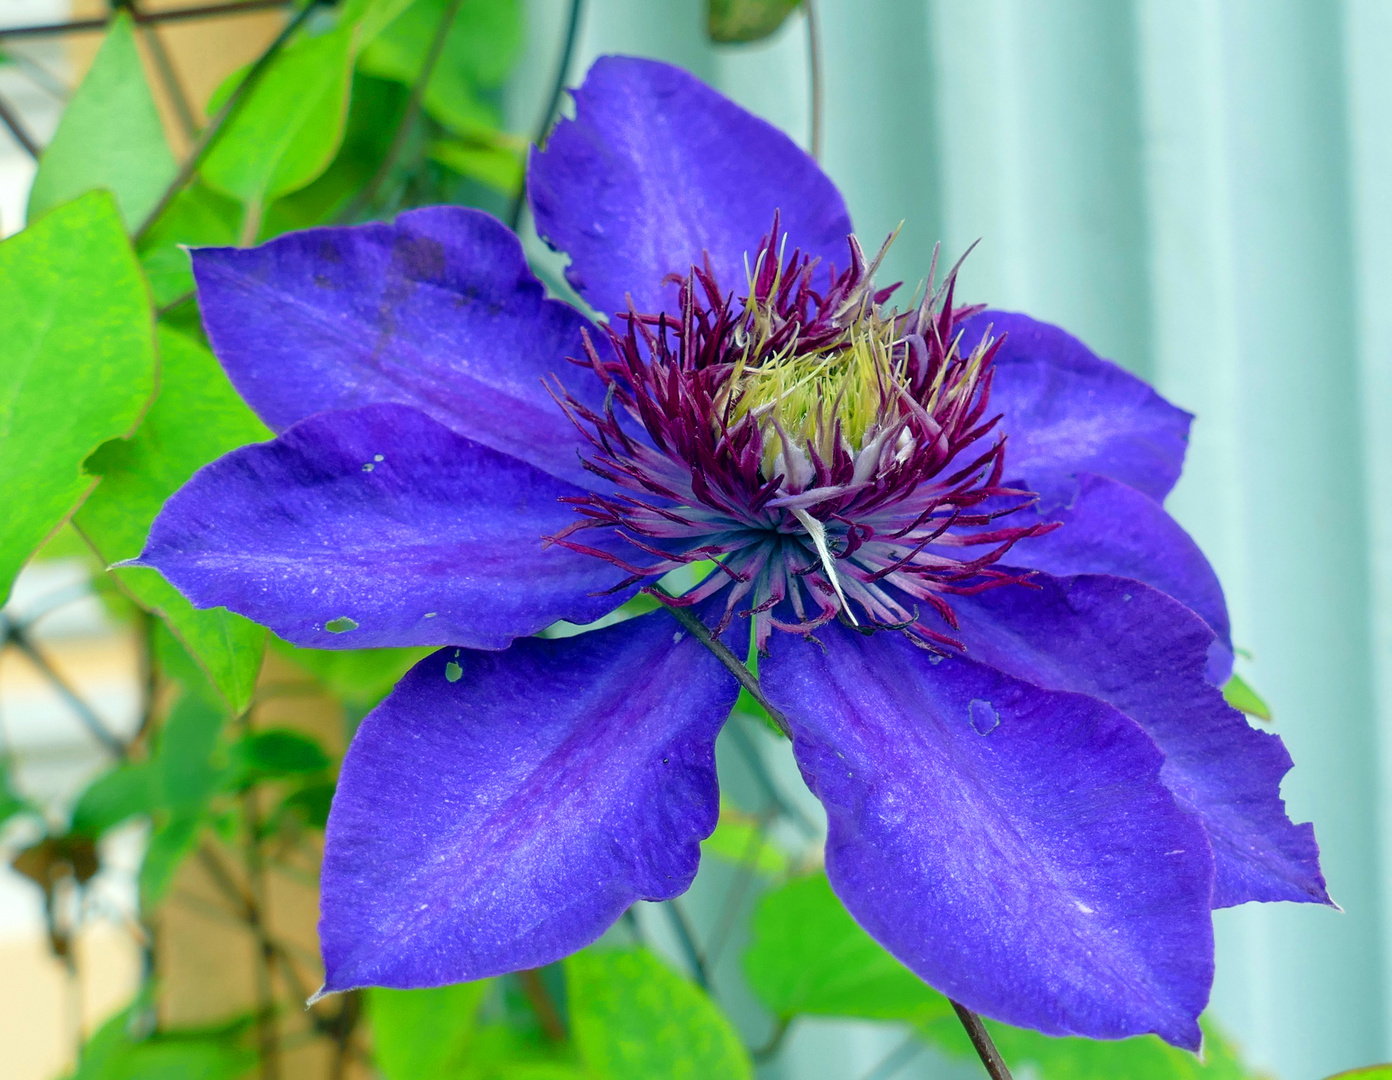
[337,0,464,222]
[654,592,793,738]
[241,784,281,1080]
[0,93,39,158]
[131,0,323,244]
[518,969,567,1042]
[123,0,198,141]
[950,1000,1014,1080]
[0,0,293,39]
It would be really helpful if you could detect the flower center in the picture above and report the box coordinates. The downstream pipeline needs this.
[729,310,898,477]
[545,216,1057,651]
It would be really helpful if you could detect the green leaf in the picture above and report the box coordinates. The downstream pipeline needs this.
[136,182,242,307]
[567,946,753,1080]
[71,763,158,835]
[27,13,177,229]
[0,764,34,829]
[230,729,330,785]
[274,779,335,830]
[748,874,1260,1079]
[75,326,270,712]
[201,26,357,207]
[158,691,229,814]
[701,804,787,876]
[1223,672,1272,721]
[358,0,521,136]
[263,73,407,234]
[1325,1069,1392,1080]
[139,811,202,904]
[744,872,952,1024]
[67,1002,254,1080]
[429,133,525,195]
[271,636,431,709]
[368,981,490,1079]
[0,191,156,605]
[341,0,419,44]
[707,0,802,44]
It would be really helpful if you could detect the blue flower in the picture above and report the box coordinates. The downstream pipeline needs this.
[134,56,1328,1049]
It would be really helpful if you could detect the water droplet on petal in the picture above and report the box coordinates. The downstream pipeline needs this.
[362,463,374,472]
[445,660,463,683]
[424,612,437,619]
[325,616,358,634]
[374,454,384,462]
[968,698,1000,735]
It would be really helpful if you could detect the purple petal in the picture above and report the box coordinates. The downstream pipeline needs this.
[133,403,632,650]
[1002,472,1232,676]
[963,310,1193,507]
[529,56,853,319]
[761,622,1215,1049]
[951,574,1329,910]
[191,206,605,489]
[318,610,739,990]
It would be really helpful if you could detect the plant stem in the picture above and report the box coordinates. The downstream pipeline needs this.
[507,0,584,230]
[132,0,323,244]
[0,0,293,39]
[725,714,818,835]
[124,0,198,141]
[662,898,710,991]
[0,93,39,158]
[518,969,567,1042]
[751,1016,790,1063]
[656,595,793,738]
[703,808,773,968]
[3,620,127,758]
[241,784,281,1080]
[804,0,823,160]
[858,1033,923,1080]
[337,0,463,222]
[326,992,361,1080]
[950,1000,1013,1080]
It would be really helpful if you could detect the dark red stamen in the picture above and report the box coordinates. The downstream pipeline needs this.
[545,216,1059,652]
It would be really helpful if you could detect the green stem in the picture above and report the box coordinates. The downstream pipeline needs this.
[804,0,823,159]
[337,0,464,222]
[662,898,710,991]
[507,0,585,230]
[132,0,324,244]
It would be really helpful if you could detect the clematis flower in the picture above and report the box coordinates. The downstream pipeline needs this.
[133,56,1329,1049]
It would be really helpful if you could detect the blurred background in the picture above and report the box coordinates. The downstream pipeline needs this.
[2,1,1389,1078]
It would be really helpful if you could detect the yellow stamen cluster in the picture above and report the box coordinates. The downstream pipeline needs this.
[725,311,903,477]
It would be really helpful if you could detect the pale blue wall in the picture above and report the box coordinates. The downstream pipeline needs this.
[510,4,1392,1076]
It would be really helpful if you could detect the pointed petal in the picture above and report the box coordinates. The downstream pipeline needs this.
[529,56,853,318]
[318,610,739,990]
[1003,472,1232,676]
[191,206,604,489]
[962,311,1193,506]
[134,403,633,650]
[762,623,1215,1049]
[951,574,1330,909]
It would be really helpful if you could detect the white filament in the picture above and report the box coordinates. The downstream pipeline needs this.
[792,508,860,626]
